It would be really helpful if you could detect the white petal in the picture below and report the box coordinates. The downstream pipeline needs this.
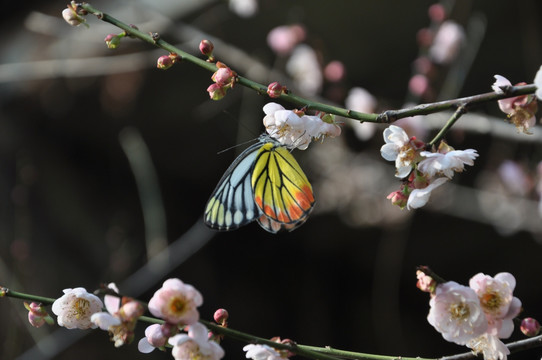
[492,75,512,94]
[407,178,448,209]
[138,338,156,353]
[380,143,399,161]
[263,102,284,116]
[534,65,542,100]
[90,312,121,330]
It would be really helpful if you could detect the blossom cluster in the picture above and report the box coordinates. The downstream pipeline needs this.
[44,278,290,360]
[420,270,522,360]
[263,102,341,150]
[381,125,478,209]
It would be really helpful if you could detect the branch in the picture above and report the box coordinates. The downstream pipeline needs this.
[74,3,537,126]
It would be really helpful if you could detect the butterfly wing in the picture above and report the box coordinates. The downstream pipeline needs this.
[204,143,261,230]
[252,143,315,231]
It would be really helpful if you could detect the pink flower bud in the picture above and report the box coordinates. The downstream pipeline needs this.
[521,318,540,337]
[213,308,229,325]
[104,34,122,49]
[387,189,408,209]
[24,302,53,328]
[120,301,144,321]
[267,82,285,98]
[207,83,228,100]
[199,40,215,60]
[416,270,436,293]
[157,55,174,70]
[428,4,446,23]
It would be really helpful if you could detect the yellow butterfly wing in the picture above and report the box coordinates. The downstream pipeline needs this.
[251,143,314,230]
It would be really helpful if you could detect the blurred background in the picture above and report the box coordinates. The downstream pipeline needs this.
[1,0,542,359]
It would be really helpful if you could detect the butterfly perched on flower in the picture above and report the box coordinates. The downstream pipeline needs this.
[204,134,314,233]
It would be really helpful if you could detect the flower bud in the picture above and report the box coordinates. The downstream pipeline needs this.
[207,83,228,100]
[387,189,408,209]
[24,302,54,328]
[199,40,215,60]
[520,317,540,337]
[213,308,229,325]
[157,55,174,70]
[416,270,436,293]
[267,82,285,99]
[104,34,122,49]
[62,7,86,27]
[120,301,144,321]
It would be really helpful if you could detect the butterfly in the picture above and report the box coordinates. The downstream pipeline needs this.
[204,134,315,233]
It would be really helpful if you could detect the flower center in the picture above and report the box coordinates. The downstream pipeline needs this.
[73,298,90,319]
[480,291,502,312]
[449,302,470,320]
[169,297,187,315]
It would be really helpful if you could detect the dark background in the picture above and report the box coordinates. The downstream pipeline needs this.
[1,0,542,359]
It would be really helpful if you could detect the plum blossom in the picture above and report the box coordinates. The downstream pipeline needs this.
[429,20,465,64]
[418,149,478,179]
[344,87,378,141]
[91,283,144,347]
[380,125,424,178]
[534,65,542,100]
[267,25,306,56]
[148,278,203,325]
[427,281,488,345]
[286,44,323,95]
[263,102,341,150]
[229,0,258,18]
[243,344,288,360]
[168,323,224,360]
[466,333,509,360]
[491,75,538,134]
[138,323,176,353]
[52,287,103,329]
[406,177,448,210]
[469,273,521,338]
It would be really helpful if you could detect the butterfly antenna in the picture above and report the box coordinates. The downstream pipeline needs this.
[216,137,259,155]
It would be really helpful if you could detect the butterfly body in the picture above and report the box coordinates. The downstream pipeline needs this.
[204,135,314,233]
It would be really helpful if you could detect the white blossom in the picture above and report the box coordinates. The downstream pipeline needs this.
[418,149,478,179]
[467,333,510,360]
[427,281,488,345]
[380,125,419,178]
[52,287,103,329]
[243,344,288,360]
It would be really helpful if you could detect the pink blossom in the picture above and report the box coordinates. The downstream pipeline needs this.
[138,323,170,353]
[324,61,346,82]
[469,273,521,338]
[492,75,538,134]
[266,25,306,55]
[427,281,487,345]
[148,278,203,325]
